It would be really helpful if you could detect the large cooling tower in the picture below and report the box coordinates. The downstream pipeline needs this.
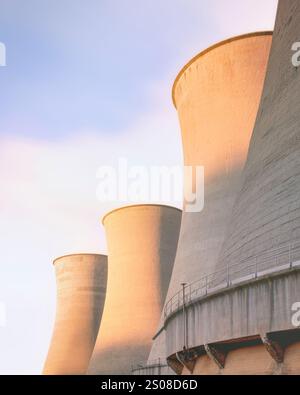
[216,0,300,275]
[147,32,272,374]
[88,204,181,375]
[169,31,273,294]
[161,0,300,375]
[43,254,107,375]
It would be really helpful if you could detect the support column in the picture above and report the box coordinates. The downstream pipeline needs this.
[204,344,227,369]
[261,334,285,363]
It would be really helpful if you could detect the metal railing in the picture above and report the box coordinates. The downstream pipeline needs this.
[131,358,169,375]
[164,241,300,320]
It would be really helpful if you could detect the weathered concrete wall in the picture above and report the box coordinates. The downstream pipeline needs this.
[43,254,107,375]
[165,270,300,356]
[216,0,300,272]
[164,1,300,374]
[148,326,168,368]
[170,32,272,285]
[88,205,181,375]
[149,32,272,371]
[182,342,300,375]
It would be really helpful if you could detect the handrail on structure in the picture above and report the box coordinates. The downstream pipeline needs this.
[131,358,168,373]
[164,241,300,321]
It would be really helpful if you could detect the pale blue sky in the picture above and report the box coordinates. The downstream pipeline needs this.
[0,0,277,374]
[0,0,218,138]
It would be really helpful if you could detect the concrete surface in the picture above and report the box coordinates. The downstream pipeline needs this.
[148,32,272,371]
[88,204,181,375]
[216,0,300,274]
[182,342,300,375]
[166,270,300,355]
[170,31,272,298]
[164,1,300,374]
[43,254,107,375]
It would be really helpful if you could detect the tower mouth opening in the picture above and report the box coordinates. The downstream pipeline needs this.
[172,31,273,108]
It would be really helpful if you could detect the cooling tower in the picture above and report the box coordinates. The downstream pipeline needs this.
[169,31,273,297]
[161,0,300,375]
[216,0,300,281]
[147,32,272,374]
[87,204,181,375]
[43,254,107,375]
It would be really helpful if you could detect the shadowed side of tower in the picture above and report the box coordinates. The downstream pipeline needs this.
[217,0,300,272]
[161,0,300,375]
[88,204,181,375]
[43,254,107,375]
[169,31,273,296]
[147,32,272,374]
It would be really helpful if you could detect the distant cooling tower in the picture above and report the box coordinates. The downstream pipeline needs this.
[160,0,300,375]
[43,254,107,375]
[147,32,272,374]
[88,204,181,375]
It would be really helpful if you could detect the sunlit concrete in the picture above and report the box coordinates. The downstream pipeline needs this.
[88,204,181,375]
[217,0,300,274]
[43,254,107,375]
[164,0,300,375]
[149,32,272,371]
[165,271,300,356]
[181,342,300,375]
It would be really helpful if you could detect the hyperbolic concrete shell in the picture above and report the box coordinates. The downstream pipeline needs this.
[43,254,107,375]
[216,0,300,271]
[88,204,181,375]
[163,0,300,375]
[148,32,272,369]
[169,31,272,294]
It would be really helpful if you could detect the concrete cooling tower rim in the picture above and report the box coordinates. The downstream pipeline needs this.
[53,253,107,266]
[101,204,182,225]
[172,31,273,108]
